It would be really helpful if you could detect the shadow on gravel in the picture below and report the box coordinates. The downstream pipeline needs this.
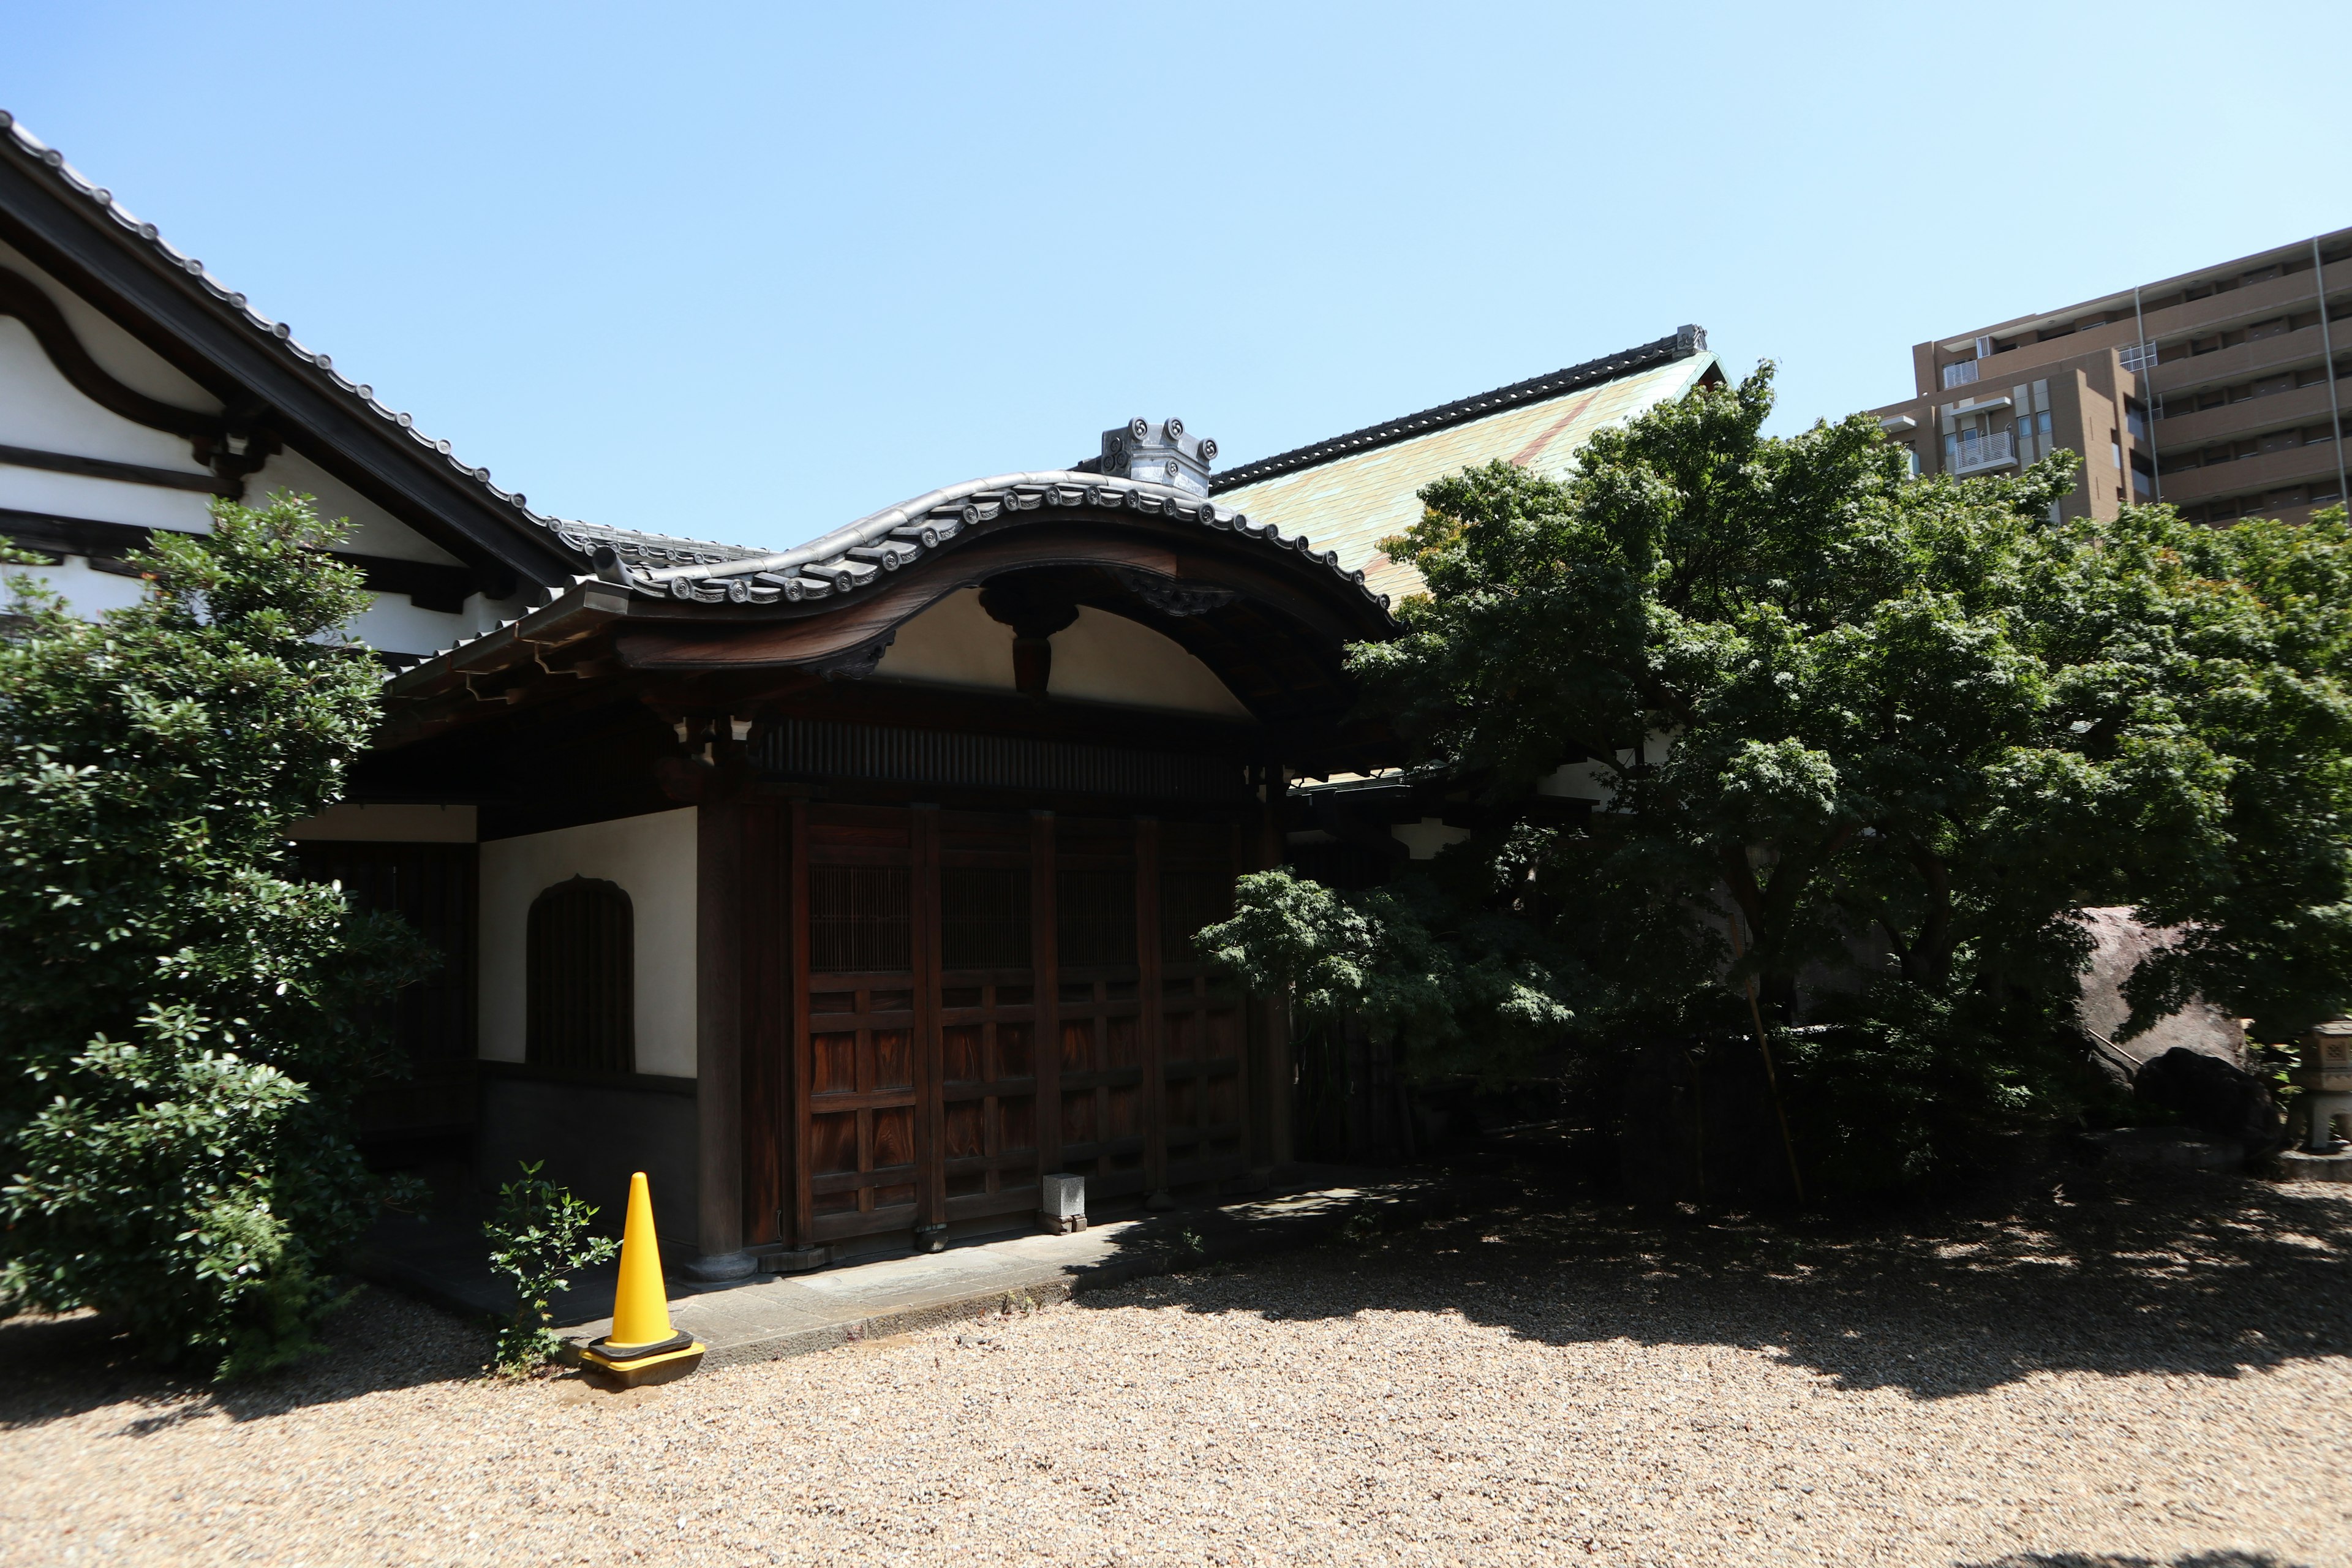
[1078,1150,2352,1401]
[0,1283,489,1434]
[1962,1554,2309,1567]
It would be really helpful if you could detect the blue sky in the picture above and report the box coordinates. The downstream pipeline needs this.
[7,3,2347,551]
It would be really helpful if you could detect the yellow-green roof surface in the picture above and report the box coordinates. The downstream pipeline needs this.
[1215,339,1718,604]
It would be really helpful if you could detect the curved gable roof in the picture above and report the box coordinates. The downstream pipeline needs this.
[587,467,1393,617]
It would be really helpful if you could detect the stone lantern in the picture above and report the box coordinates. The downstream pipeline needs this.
[2296,1020,2352,1153]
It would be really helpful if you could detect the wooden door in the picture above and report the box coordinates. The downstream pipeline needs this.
[799,806,924,1245]
[938,812,1044,1226]
[777,804,1246,1249]
[1051,818,1149,1201]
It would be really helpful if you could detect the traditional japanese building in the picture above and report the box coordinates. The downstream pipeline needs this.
[0,110,1718,1273]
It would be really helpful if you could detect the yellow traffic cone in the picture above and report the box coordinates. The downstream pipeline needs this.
[579,1172,704,1386]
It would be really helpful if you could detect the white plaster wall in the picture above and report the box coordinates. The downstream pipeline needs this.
[4,552,148,617]
[0,241,474,655]
[289,804,477,842]
[1392,817,1472,859]
[349,592,470,657]
[247,450,461,566]
[872,587,1017,691]
[1049,606,1251,717]
[478,809,699,1078]
[873,590,1253,718]
[1538,730,1681,809]
[0,240,221,409]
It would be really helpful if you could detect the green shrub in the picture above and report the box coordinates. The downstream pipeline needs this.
[0,496,429,1377]
[484,1162,619,1375]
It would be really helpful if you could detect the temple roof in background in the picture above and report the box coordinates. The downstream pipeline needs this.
[1214,329,1720,602]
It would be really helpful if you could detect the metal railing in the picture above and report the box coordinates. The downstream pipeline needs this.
[1942,360,1981,389]
[1952,430,2016,474]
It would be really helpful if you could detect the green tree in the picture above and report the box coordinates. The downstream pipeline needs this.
[0,496,429,1376]
[1202,367,2352,1192]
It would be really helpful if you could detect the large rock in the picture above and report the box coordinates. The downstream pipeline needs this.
[2076,907,2245,1067]
[2133,1046,2285,1158]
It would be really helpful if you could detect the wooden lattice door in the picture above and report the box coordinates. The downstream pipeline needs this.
[799,809,924,1244]
[1052,818,1149,1202]
[938,812,1044,1226]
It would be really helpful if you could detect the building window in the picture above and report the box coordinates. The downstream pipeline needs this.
[1057,869,1137,968]
[1159,868,1235,964]
[809,865,912,973]
[527,876,635,1073]
[2124,399,2150,443]
[940,866,1031,971]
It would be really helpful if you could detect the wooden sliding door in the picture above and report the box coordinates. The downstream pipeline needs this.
[767,802,1242,1251]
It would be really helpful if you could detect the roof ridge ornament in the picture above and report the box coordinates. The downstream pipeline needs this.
[1073,417,1215,497]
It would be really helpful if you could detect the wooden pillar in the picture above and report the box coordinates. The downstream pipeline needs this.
[737,802,787,1246]
[911,803,946,1249]
[1136,815,1167,1203]
[692,797,751,1276]
[1031,810,1061,1180]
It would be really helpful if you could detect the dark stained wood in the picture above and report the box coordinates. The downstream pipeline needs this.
[747,796,1264,1253]
[1051,818,1148,1201]
[739,801,788,1246]
[1159,820,1246,1189]
[1135,817,1166,1197]
[802,804,924,1245]
[788,799,815,1247]
[1031,810,1061,1184]
[936,811,1044,1226]
[696,797,745,1259]
[911,804,944,1240]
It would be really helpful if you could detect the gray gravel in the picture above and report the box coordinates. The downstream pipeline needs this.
[4,1167,2349,1567]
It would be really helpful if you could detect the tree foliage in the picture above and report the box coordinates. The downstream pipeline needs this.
[0,496,429,1375]
[1201,367,2352,1190]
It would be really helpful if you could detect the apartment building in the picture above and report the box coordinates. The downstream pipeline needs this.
[1871,227,2351,527]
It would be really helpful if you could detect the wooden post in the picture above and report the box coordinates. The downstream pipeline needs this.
[1031,810,1061,1186]
[736,802,787,1247]
[692,796,749,1276]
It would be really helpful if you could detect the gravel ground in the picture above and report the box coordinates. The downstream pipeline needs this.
[4,1165,2350,1568]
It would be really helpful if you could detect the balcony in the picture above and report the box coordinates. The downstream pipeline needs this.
[2143,322,2334,399]
[1951,430,2016,475]
[1941,360,1980,390]
[2154,441,2343,506]
[2154,379,2340,453]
